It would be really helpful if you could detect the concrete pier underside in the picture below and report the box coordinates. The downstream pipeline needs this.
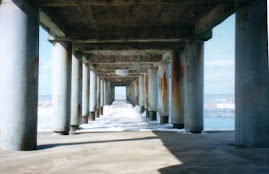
[0,131,268,174]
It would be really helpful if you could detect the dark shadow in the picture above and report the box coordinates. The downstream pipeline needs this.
[153,131,269,174]
[37,136,158,150]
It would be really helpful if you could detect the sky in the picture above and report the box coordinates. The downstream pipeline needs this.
[39,14,235,95]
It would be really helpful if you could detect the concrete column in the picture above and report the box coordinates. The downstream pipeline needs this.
[82,63,90,124]
[185,42,204,133]
[139,75,145,113]
[158,63,169,124]
[89,70,97,121]
[52,41,72,135]
[170,51,186,129]
[70,51,82,131]
[144,73,149,117]
[235,1,269,147]
[111,85,115,102]
[96,76,100,118]
[104,81,107,105]
[133,79,139,105]
[148,69,158,120]
[99,79,104,115]
[0,0,39,150]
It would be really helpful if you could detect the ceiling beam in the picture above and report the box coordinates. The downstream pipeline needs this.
[84,54,162,64]
[195,4,235,36]
[93,63,155,70]
[74,42,184,51]
[39,9,67,38]
[40,0,241,7]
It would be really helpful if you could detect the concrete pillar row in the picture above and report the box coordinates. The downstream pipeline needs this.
[96,76,100,118]
[148,68,158,120]
[82,63,90,124]
[139,75,145,113]
[0,0,39,150]
[52,41,72,135]
[158,63,169,124]
[144,73,149,117]
[170,51,186,129]
[235,0,269,147]
[89,70,97,121]
[184,41,204,133]
[70,51,82,131]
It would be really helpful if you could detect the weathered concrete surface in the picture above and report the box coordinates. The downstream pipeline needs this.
[185,42,204,133]
[70,51,82,130]
[0,0,39,151]
[52,42,72,135]
[170,51,185,128]
[235,0,269,147]
[0,131,268,174]
[82,63,90,123]
[157,63,169,124]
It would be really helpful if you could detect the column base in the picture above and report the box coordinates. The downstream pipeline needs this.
[99,107,103,115]
[53,131,69,135]
[173,124,184,129]
[89,112,95,121]
[140,106,145,113]
[145,108,149,118]
[149,111,157,121]
[82,116,88,124]
[188,130,202,134]
[160,116,169,124]
[96,109,100,118]
[70,125,79,132]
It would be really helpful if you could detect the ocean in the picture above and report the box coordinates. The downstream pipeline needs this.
[38,93,235,131]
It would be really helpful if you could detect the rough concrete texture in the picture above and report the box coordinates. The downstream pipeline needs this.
[0,131,268,174]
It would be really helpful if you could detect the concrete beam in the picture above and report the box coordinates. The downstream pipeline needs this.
[74,42,184,51]
[195,4,235,36]
[93,63,155,70]
[148,69,158,120]
[84,54,162,64]
[89,70,97,121]
[40,0,241,7]
[39,9,66,38]
[82,62,90,124]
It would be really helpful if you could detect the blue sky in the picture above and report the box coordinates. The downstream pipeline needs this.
[39,14,235,95]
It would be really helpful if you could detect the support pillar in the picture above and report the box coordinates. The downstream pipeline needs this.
[158,63,169,124]
[139,75,145,113]
[70,51,82,131]
[104,81,107,106]
[185,42,204,133]
[134,79,139,106]
[100,80,104,115]
[96,76,100,118]
[148,69,158,120]
[170,52,186,129]
[235,0,269,147]
[52,41,72,135]
[0,0,39,150]
[82,63,89,124]
[111,85,115,103]
[144,73,149,118]
[89,70,97,121]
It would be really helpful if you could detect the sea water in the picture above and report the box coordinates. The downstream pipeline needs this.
[38,94,235,131]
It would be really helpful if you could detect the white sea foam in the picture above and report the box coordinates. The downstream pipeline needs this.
[37,95,235,132]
